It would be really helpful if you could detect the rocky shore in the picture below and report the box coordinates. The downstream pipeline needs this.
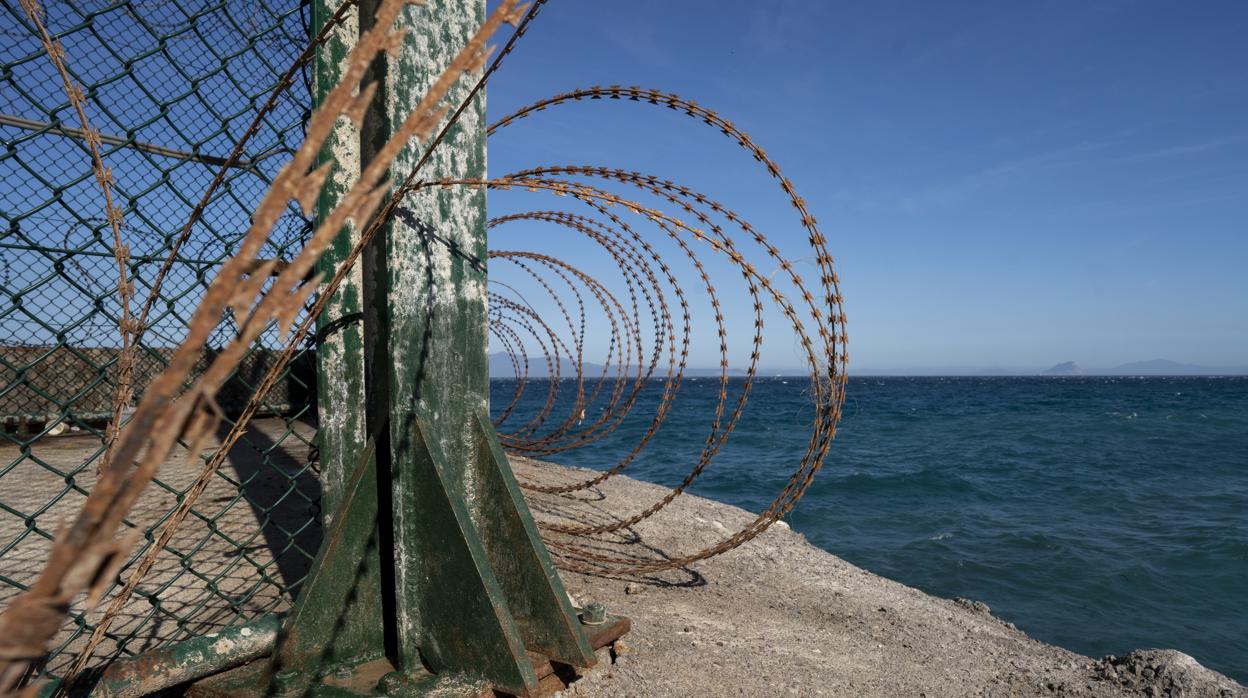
[510,458,1246,698]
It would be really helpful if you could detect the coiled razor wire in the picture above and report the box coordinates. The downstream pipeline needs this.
[0,0,847,685]
[472,86,847,575]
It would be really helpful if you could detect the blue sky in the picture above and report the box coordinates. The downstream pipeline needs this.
[485,1,1247,372]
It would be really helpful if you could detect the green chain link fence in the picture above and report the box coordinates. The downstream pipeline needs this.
[0,0,323,682]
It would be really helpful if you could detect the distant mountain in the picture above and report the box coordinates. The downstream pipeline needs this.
[1042,359,1247,376]
[1042,361,1084,376]
[849,366,1033,376]
[490,352,581,378]
[1093,359,1247,376]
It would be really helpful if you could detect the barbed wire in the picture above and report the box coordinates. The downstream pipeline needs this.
[0,0,848,687]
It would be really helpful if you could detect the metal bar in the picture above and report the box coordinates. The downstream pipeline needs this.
[37,614,281,698]
[471,410,594,668]
[0,243,284,275]
[375,3,600,692]
[0,241,234,268]
[381,0,490,518]
[0,112,260,169]
[286,0,391,671]
[311,0,370,539]
[274,432,382,693]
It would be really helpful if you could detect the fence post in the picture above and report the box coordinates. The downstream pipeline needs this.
[378,0,494,665]
[378,0,596,691]
[262,2,599,695]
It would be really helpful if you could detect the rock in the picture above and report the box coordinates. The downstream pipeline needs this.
[1092,649,1246,698]
[624,582,642,595]
[953,597,992,615]
[1042,361,1084,376]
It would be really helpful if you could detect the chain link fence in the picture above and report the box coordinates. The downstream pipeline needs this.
[0,0,323,682]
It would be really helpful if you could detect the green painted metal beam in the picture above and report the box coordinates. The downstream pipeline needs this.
[309,0,388,670]
[375,0,492,679]
[274,433,383,691]
[380,0,490,507]
[398,416,539,695]
[312,0,370,543]
[267,1,599,694]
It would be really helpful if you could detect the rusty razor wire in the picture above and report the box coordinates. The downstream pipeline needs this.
[0,0,845,691]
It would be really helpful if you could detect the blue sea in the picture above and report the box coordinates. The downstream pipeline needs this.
[491,375,1248,682]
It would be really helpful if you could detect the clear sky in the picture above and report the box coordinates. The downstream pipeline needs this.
[484,1,1247,373]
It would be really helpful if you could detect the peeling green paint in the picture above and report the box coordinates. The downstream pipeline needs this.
[39,615,282,698]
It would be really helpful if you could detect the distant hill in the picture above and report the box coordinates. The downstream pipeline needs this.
[489,352,580,378]
[1042,361,1084,376]
[1042,359,1247,376]
[1093,359,1247,376]
[849,366,1032,376]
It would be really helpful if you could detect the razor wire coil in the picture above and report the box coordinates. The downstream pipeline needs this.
[0,0,846,687]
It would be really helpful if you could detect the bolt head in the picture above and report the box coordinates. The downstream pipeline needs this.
[271,668,299,697]
[583,601,606,624]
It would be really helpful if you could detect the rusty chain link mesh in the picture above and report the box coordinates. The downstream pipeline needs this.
[0,0,321,681]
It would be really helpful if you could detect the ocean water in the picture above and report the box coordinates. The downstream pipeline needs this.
[490,375,1248,682]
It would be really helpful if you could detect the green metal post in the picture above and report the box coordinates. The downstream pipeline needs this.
[377,2,572,692]
[381,4,490,498]
[379,0,491,665]
[312,0,368,522]
[254,2,598,695]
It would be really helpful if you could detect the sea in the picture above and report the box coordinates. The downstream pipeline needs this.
[490,375,1248,683]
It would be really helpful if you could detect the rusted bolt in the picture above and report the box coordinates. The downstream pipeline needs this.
[582,601,606,624]
[272,668,299,696]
